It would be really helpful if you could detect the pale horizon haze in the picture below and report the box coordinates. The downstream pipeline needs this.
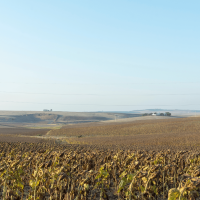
[0,1,200,111]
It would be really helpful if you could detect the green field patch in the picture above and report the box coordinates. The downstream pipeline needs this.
[24,126,62,130]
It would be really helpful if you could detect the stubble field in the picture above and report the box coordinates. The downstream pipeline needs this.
[49,117,200,151]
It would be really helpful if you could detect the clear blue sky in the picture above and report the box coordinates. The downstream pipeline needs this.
[0,1,200,111]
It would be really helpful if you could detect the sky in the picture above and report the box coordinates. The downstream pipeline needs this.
[0,0,200,111]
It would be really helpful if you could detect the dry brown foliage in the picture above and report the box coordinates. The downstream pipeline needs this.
[0,142,200,199]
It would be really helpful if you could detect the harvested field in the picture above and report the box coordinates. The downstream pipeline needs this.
[49,117,200,137]
[0,111,139,124]
[0,134,52,143]
[0,128,50,136]
[1,117,200,151]
[46,116,200,152]
[48,117,200,137]
[64,132,200,151]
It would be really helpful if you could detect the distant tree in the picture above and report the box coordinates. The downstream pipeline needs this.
[165,112,171,116]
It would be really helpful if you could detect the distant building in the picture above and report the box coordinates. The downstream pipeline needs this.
[143,112,171,116]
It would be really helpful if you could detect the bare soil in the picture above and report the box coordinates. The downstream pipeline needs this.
[48,116,200,137]
[0,134,51,143]
[0,128,50,136]
[52,117,200,151]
